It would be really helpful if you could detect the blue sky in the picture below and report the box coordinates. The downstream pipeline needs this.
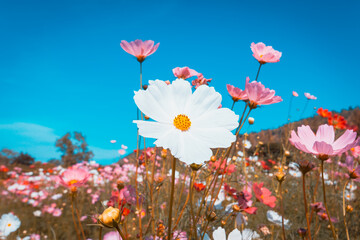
[1,0,359,164]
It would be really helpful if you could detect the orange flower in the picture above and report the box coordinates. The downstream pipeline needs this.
[193,182,206,192]
[328,114,347,130]
[317,107,332,118]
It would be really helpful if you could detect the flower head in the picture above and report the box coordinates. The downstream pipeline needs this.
[120,40,159,63]
[340,156,360,181]
[251,42,282,64]
[245,77,282,109]
[226,84,248,102]
[0,213,21,238]
[213,227,260,240]
[133,79,239,164]
[253,182,276,208]
[304,92,317,100]
[292,91,299,97]
[172,67,198,80]
[289,124,359,160]
[328,114,347,130]
[57,168,89,189]
[317,107,332,118]
[191,73,212,89]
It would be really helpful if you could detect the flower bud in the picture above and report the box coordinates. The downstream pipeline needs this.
[207,211,217,221]
[232,204,241,212]
[284,150,290,157]
[248,117,255,125]
[190,163,202,171]
[98,207,121,228]
[346,205,353,213]
[210,156,217,162]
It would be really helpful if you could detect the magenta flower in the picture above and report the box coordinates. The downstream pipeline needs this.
[289,124,359,160]
[172,67,198,79]
[304,92,317,100]
[244,77,282,109]
[120,39,159,63]
[57,168,89,189]
[226,84,248,102]
[250,42,282,64]
[292,91,299,97]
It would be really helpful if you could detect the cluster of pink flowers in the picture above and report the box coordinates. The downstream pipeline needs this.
[172,66,212,88]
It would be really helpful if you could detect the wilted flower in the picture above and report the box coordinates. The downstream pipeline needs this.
[289,124,359,161]
[0,213,21,238]
[98,207,121,228]
[133,79,239,164]
[244,77,282,109]
[120,39,159,63]
[173,67,198,80]
[304,92,317,100]
[250,42,282,64]
[296,160,316,175]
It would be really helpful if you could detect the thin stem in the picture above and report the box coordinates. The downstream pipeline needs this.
[71,194,81,240]
[114,222,127,240]
[231,100,236,110]
[74,201,86,240]
[300,99,309,119]
[342,179,350,240]
[255,63,262,81]
[279,182,286,240]
[320,161,337,240]
[302,174,312,240]
[189,171,198,240]
[287,95,293,122]
[167,156,177,239]
[236,108,252,136]
[99,227,102,240]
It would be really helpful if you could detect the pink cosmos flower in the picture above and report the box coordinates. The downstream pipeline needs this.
[339,156,360,181]
[226,84,248,102]
[103,231,121,240]
[253,182,276,208]
[57,168,89,189]
[120,39,159,63]
[250,42,282,64]
[292,91,299,97]
[172,67,198,79]
[52,208,62,217]
[351,146,360,158]
[191,73,212,88]
[289,124,359,160]
[245,77,282,108]
[304,92,317,100]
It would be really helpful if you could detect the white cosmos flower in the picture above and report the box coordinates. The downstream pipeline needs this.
[213,227,260,240]
[134,79,239,164]
[0,213,21,238]
[267,210,291,229]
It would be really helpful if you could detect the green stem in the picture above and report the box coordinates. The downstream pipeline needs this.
[255,63,262,81]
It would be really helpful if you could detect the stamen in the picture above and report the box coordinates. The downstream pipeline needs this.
[173,114,191,131]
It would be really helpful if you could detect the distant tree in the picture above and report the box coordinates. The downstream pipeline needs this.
[12,152,35,166]
[56,132,94,167]
[48,158,61,166]
[0,149,18,165]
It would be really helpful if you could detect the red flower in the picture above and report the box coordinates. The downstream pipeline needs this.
[253,182,276,208]
[328,114,347,130]
[317,107,332,118]
[193,182,206,192]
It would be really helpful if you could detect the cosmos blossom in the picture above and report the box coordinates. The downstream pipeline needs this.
[244,77,282,109]
[172,67,198,80]
[57,168,90,189]
[292,91,299,97]
[289,124,358,160]
[253,182,276,208]
[250,42,282,64]
[304,92,317,100]
[120,39,159,63]
[133,79,239,164]
[213,227,260,240]
[0,213,21,238]
[317,107,332,118]
[339,156,360,181]
[191,73,212,88]
[226,84,248,102]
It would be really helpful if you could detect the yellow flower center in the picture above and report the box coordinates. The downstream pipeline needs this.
[69,179,78,185]
[173,114,191,131]
[260,54,263,58]
[7,223,11,227]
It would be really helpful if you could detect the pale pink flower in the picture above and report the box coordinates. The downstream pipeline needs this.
[173,67,198,79]
[57,168,89,189]
[52,208,62,217]
[251,42,282,64]
[292,91,298,97]
[304,92,317,100]
[351,146,360,158]
[120,39,159,63]
[103,231,121,240]
[118,149,126,155]
[191,73,212,88]
[245,77,282,108]
[289,124,359,160]
[226,84,248,102]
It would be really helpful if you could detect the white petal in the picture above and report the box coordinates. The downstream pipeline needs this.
[170,79,192,114]
[191,108,239,130]
[134,80,173,122]
[133,120,173,139]
[190,127,236,148]
[212,227,226,240]
[154,129,181,156]
[178,131,213,164]
[186,84,222,118]
[228,229,242,240]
